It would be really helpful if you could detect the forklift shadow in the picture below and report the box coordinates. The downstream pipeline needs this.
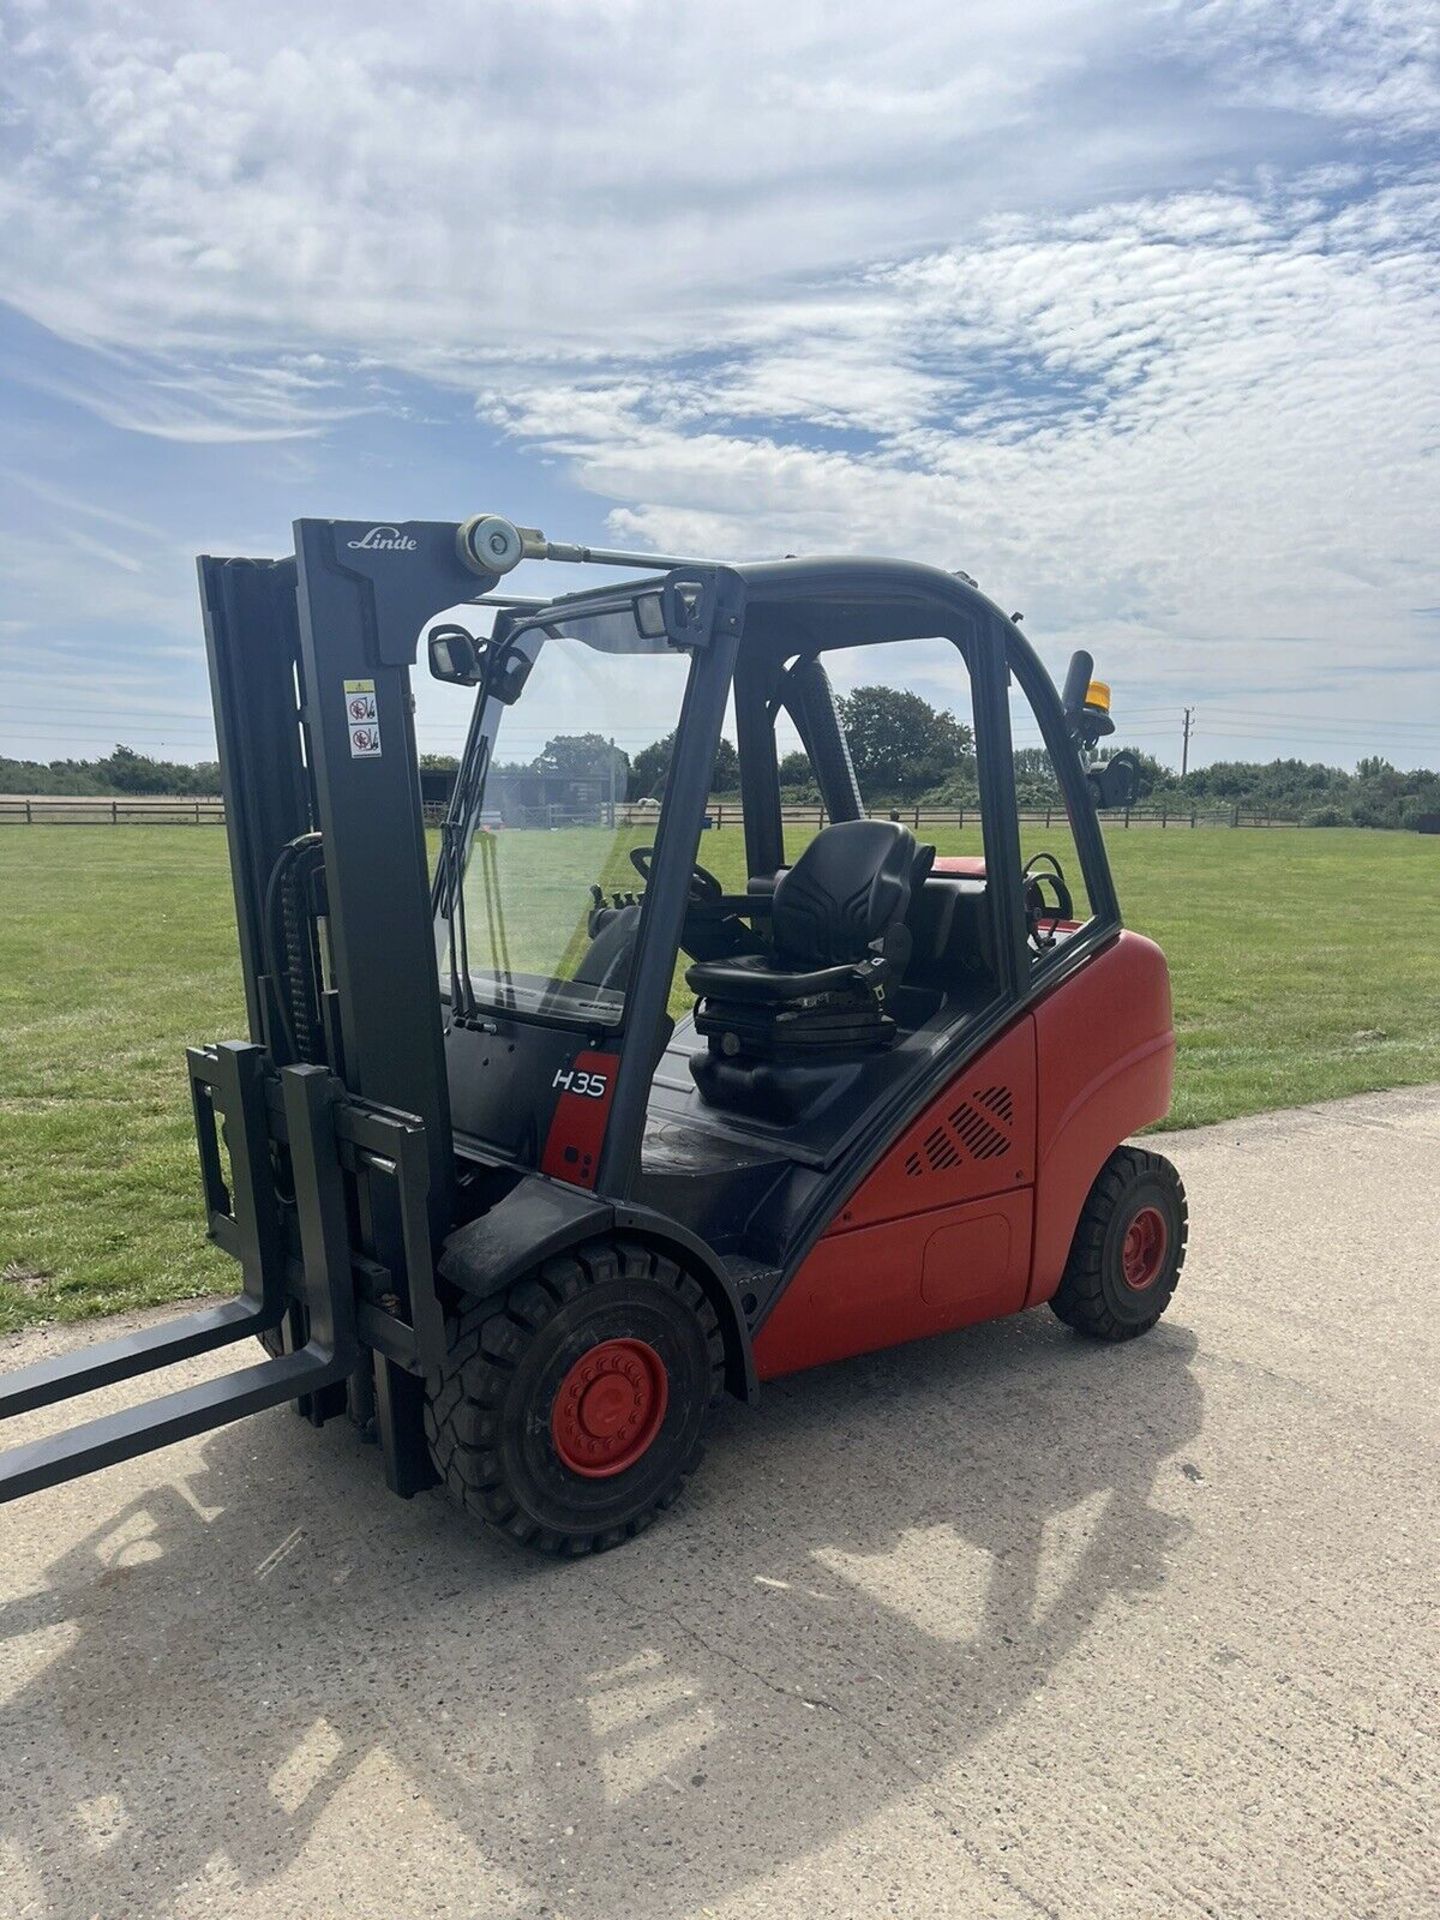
[1,1313,1202,1919]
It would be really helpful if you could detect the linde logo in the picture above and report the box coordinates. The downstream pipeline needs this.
[346,525,417,552]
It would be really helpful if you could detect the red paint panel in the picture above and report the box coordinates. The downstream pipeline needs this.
[1026,931,1175,1306]
[540,1050,619,1190]
[931,856,987,878]
[752,1018,1038,1380]
[749,930,1173,1382]
[834,1018,1037,1232]
[921,1209,1015,1307]
[754,1189,1033,1381]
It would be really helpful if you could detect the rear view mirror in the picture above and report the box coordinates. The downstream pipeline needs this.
[427,624,485,686]
[1087,752,1140,810]
[635,590,667,639]
[486,637,535,705]
[426,625,535,705]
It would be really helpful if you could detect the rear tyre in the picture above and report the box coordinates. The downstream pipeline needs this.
[1049,1147,1187,1340]
[425,1237,725,1556]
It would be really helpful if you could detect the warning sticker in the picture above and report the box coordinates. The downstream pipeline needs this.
[344,679,382,758]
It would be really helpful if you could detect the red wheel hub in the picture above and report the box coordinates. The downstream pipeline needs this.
[1121,1205,1169,1291]
[550,1338,669,1479]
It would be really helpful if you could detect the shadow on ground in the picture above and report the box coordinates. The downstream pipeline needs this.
[2,1312,1201,1917]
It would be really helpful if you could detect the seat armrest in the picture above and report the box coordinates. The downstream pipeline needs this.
[687,950,893,1004]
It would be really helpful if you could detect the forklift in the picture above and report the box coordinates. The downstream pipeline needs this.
[0,517,1186,1554]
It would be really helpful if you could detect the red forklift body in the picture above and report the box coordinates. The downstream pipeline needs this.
[754,931,1173,1378]
[0,518,1187,1558]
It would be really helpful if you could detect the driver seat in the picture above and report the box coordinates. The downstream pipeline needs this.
[686,821,928,1079]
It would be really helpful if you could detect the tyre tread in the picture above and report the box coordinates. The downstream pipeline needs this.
[1049,1146,1188,1340]
[427,1236,724,1556]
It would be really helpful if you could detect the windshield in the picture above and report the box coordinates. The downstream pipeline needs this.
[439,600,694,1028]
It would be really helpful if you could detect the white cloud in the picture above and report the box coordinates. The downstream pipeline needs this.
[479,175,1440,710]
[2,0,1356,371]
[1,0,1437,762]
[1158,0,1440,134]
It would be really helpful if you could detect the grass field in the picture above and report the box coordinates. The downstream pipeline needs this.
[2,824,1437,1332]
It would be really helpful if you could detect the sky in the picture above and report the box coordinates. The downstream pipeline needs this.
[1,0,1437,774]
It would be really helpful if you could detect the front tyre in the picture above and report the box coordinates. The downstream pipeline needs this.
[425,1238,725,1555]
[1049,1147,1187,1340]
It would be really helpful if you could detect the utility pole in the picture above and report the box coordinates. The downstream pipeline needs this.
[1181,707,1194,780]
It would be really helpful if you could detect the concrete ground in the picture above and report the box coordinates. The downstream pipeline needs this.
[1,1087,1436,1920]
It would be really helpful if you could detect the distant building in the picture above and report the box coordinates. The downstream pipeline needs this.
[418,766,458,812]
[487,768,621,827]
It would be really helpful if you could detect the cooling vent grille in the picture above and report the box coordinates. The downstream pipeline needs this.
[904,1084,1014,1177]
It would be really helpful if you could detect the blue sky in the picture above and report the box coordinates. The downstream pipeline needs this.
[1,0,1437,772]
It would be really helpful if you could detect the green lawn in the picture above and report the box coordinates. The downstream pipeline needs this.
[2,824,1437,1331]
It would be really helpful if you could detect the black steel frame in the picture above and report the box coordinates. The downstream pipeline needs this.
[0,519,489,1502]
[0,521,1124,1510]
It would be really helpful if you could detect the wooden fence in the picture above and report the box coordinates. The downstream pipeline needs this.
[2,794,1304,830]
[692,803,1301,832]
[0,795,226,825]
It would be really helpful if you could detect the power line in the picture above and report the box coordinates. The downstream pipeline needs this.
[1187,724,1438,747]
[5,696,1434,736]
[1197,704,1440,733]
[4,687,1435,770]
[1196,711,1427,730]
[0,726,217,746]
[0,703,218,725]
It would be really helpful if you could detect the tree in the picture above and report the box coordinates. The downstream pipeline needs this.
[1010,746,1063,807]
[0,756,112,796]
[532,734,629,786]
[834,687,973,799]
[627,732,741,800]
[712,737,740,793]
[628,734,673,801]
[92,745,220,796]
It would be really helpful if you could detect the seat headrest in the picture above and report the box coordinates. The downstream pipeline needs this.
[772,819,918,966]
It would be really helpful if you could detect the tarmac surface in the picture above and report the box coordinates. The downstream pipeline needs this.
[1,1085,1436,1920]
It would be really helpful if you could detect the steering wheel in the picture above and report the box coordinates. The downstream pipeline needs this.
[1023,852,1073,950]
[630,844,724,908]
